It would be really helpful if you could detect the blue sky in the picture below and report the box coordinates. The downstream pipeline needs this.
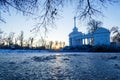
[0,3,120,45]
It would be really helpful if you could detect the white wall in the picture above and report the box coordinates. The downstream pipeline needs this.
[94,33,110,45]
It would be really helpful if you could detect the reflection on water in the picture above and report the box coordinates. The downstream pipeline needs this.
[0,52,120,80]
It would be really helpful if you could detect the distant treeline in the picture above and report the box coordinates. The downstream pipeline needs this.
[0,30,66,50]
[0,44,46,50]
[63,44,120,52]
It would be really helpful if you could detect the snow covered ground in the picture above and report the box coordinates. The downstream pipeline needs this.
[0,50,120,80]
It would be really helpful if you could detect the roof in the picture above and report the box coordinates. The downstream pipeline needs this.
[69,27,83,37]
[69,31,83,37]
[94,27,110,34]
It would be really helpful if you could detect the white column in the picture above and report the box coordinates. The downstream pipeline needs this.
[87,38,90,45]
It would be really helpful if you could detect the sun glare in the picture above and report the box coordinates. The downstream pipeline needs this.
[54,45,60,50]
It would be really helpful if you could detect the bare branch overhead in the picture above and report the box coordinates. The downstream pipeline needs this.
[0,0,119,31]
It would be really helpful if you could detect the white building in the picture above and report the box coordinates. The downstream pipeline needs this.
[69,17,110,47]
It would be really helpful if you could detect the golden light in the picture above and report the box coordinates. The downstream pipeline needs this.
[53,45,60,50]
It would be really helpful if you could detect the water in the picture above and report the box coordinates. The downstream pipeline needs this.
[0,50,120,80]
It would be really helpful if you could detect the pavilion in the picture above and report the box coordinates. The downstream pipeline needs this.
[69,17,110,47]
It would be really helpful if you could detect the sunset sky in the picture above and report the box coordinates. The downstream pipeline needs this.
[0,3,120,45]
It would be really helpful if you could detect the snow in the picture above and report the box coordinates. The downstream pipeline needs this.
[0,51,120,80]
[0,49,49,54]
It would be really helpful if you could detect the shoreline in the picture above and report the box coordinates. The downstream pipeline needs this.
[0,49,120,53]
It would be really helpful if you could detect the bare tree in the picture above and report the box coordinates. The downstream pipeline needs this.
[87,19,103,33]
[28,37,34,48]
[0,0,119,30]
[0,29,4,45]
[87,20,102,45]
[0,29,3,39]
[55,41,58,46]
[49,41,53,49]
[7,32,15,46]
[0,0,38,23]
[18,31,24,47]
[39,37,46,47]
[111,26,120,43]
[14,38,18,45]
[59,41,62,48]
[62,42,65,47]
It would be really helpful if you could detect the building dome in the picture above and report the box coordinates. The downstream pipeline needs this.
[94,27,110,34]
[69,27,83,37]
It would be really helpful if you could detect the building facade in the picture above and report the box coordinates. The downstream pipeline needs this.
[69,17,110,47]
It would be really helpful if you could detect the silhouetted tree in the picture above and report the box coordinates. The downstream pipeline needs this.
[111,26,120,43]
[0,29,4,47]
[14,38,18,45]
[0,29,3,42]
[39,37,46,47]
[0,0,38,23]
[49,41,53,49]
[7,32,15,46]
[87,20,102,45]
[55,41,58,46]
[59,41,62,48]
[29,37,34,48]
[62,42,65,47]
[18,31,24,47]
[87,19,103,33]
[0,29,3,35]
[0,0,119,31]
[23,39,29,48]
